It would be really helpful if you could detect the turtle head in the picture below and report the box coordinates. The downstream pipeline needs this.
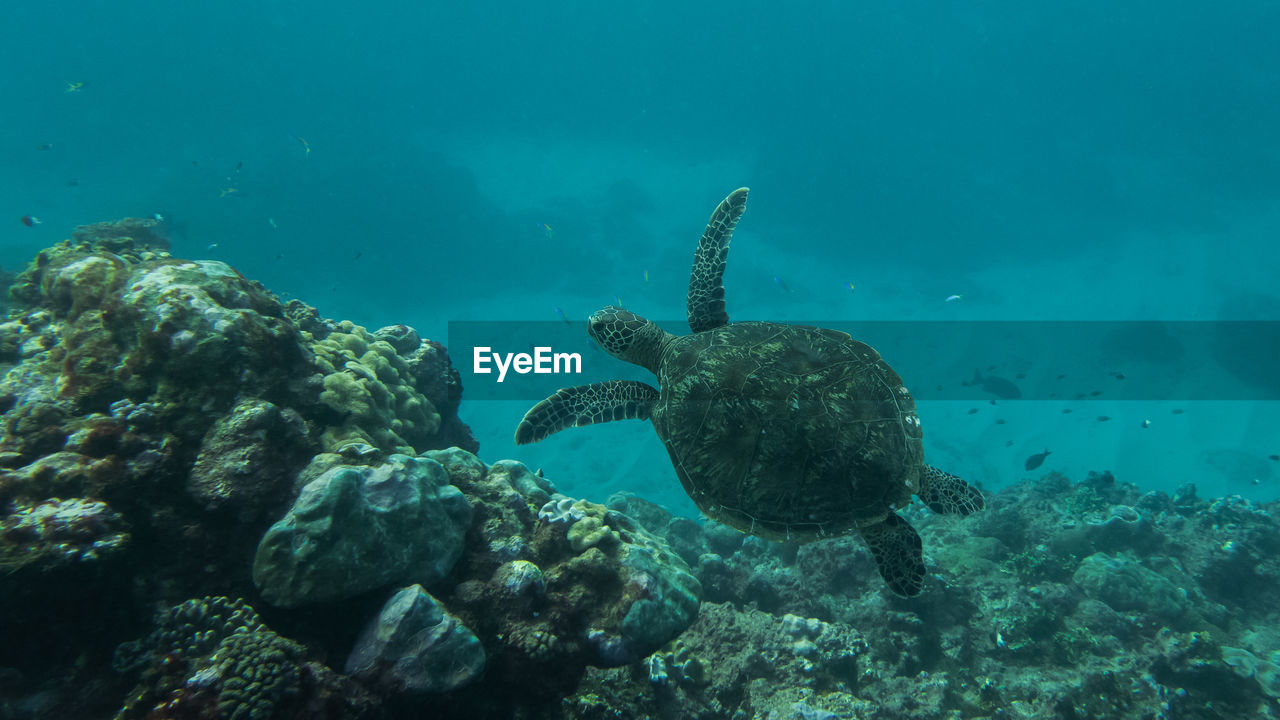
[588,306,668,374]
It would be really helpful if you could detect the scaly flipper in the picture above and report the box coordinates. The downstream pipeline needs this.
[515,380,660,444]
[858,512,925,597]
[918,465,985,515]
[687,187,749,333]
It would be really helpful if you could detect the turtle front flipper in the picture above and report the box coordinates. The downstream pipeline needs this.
[687,187,749,333]
[918,465,985,516]
[515,380,660,445]
[857,512,925,597]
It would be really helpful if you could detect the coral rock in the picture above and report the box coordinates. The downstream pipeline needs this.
[252,454,473,607]
[346,584,485,694]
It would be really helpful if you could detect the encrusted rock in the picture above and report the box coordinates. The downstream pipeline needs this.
[187,399,313,520]
[252,454,472,607]
[346,584,485,694]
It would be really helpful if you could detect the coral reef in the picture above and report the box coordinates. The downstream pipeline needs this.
[114,596,377,720]
[5,219,1280,720]
[566,471,1280,719]
[0,221,474,717]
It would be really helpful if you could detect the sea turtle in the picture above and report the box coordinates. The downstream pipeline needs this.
[515,188,984,596]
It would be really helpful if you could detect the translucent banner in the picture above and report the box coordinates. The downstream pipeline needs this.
[447,321,1280,402]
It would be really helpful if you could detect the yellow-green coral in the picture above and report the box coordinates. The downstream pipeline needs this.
[310,321,440,454]
[568,515,616,553]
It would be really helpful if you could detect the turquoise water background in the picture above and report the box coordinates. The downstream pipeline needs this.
[3,1,1278,516]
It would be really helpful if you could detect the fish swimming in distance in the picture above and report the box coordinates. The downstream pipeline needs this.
[1025,449,1051,471]
[966,370,1022,399]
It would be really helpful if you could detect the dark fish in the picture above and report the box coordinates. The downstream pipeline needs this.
[65,178,79,187]
[1090,390,1102,397]
[967,408,979,415]
[1015,372,1026,379]
[1269,454,1279,461]
[969,370,1022,399]
[354,251,362,260]
[19,215,40,227]
[1005,440,1014,447]
[1062,408,1072,414]
[1114,373,1126,380]
[1097,415,1111,422]
[995,419,1006,425]
[1171,408,1185,415]
[1056,374,1067,380]
[1025,449,1051,471]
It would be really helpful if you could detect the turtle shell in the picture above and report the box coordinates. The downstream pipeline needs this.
[653,321,924,542]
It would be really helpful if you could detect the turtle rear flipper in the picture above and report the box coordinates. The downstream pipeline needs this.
[515,381,659,444]
[687,187,749,333]
[858,512,925,597]
[918,465,985,515]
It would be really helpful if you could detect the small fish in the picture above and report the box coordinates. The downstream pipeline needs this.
[1062,408,1072,414]
[65,81,85,93]
[1171,408,1185,415]
[1005,440,1014,447]
[614,295,624,308]
[295,136,311,156]
[773,276,793,293]
[1089,390,1102,397]
[967,408,979,415]
[267,218,278,229]
[20,215,41,227]
[643,269,650,283]
[1113,372,1127,380]
[219,187,239,198]
[1015,373,1026,379]
[1269,454,1279,461]
[1056,374,1067,380]
[1097,415,1111,422]
[152,212,165,222]
[35,142,53,151]
[1142,420,1151,429]
[555,307,571,325]
[235,161,243,172]
[945,294,963,303]
[847,281,856,293]
[995,419,1006,425]
[538,223,554,240]
[65,178,79,187]
[206,243,219,250]
[354,251,362,261]
[1025,450,1051,471]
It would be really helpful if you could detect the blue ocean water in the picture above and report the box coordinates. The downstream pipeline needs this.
[3,0,1278,516]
